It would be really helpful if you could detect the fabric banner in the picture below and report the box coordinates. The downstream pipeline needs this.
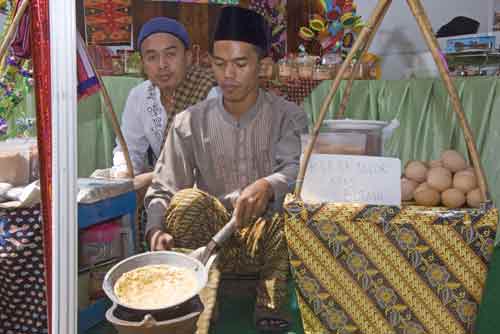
[84,0,132,46]
[249,0,287,60]
[77,33,101,100]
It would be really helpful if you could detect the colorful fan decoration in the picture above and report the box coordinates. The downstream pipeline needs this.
[299,0,364,56]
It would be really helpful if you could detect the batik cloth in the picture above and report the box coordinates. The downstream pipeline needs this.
[0,206,48,334]
[163,188,289,311]
[284,195,498,334]
[84,0,132,45]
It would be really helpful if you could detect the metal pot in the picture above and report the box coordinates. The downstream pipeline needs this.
[102,251,216,312]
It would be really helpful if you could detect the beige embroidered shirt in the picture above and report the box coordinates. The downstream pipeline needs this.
[145,90,308,235]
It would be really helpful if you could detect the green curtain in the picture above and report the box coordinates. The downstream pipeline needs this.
[12,76,500,206]
[77,76,143,176]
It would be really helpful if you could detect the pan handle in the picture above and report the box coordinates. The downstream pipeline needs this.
[212,215,238,246]
[198,215,238,265]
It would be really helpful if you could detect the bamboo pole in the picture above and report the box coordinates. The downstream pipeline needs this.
[0,0,30,62]
[295,0,393,197]
[86,52,135,179]
[406,0,489,201]
[336,6,388,119]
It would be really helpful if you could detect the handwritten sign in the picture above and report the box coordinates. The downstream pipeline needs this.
[301,154,401,206]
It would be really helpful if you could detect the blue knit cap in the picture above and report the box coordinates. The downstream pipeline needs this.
[137,17,191,50]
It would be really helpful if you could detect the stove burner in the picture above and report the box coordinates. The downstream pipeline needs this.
[112,296,203,323]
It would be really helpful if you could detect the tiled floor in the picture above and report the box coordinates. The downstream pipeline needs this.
[85,280,303,334]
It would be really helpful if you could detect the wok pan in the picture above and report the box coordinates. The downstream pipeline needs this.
[102,215,238,312]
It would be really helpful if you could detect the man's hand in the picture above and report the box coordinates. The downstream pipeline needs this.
[149,230,175,251]
[234,178,273,227]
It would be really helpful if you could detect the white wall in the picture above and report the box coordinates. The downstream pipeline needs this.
[355,0,494,79]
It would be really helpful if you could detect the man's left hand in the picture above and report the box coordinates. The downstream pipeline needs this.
[234,179,273,227]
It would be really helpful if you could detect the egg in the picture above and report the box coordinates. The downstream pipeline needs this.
[414,186,441,206]
[462,167,476,177]
[405,161,428,183]
[453,172,477,193]
[426,167,452,192]
[415,182,431,193]
[401,178,418,201]
[441,150,467,172]
[428,159,443,168]
[441,188,466,208]
[466,188,482,208]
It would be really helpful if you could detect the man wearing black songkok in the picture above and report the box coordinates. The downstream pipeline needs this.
[145,6,308,332]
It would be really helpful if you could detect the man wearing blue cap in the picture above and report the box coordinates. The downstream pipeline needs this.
[145,6,307,332]
[112,17,216,176]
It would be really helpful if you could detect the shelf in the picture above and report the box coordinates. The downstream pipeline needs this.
[78,190,137,333]
[445,51,500,67]
[78,191,136,229]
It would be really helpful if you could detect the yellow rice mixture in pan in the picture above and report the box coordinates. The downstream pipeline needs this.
[114,264,198,309]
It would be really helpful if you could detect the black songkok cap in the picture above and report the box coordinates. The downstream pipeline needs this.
[211,6,271,55]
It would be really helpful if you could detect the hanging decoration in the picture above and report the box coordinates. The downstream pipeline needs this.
[0,56,33,119]
[249,0,287,60]
[84,0,133,46]
[0,0,33,124]
[145,0,239,3]
[30,0,53,331]
[299,0,364,57]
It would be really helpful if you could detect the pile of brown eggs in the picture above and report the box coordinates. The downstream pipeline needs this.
[401,150,481,208]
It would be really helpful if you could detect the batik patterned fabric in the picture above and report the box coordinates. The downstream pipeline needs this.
[84,0,132,46]
[284,195,498,334]
[163,188,289,312]
[249,0,287,60]
[0,206,48,334]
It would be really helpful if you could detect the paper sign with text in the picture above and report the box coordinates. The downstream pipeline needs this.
[301,154,401,206]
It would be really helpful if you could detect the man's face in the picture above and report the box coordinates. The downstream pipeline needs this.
[210,40,260,103]
[141,33,192,92]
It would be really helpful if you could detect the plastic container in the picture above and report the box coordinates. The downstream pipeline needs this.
[302,132,366,155]
[297,55,316,79]
[259,58,274,79]
[303,119,399,156]
[0,137,38,186]
[278,59,293,80]
[313,64,333,80]
[79,220,124,268]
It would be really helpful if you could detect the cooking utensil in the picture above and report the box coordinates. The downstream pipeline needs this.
[189,214,238,265]
[102,214,239,312]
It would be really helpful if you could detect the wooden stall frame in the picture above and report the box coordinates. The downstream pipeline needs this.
[295,0,490,203]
